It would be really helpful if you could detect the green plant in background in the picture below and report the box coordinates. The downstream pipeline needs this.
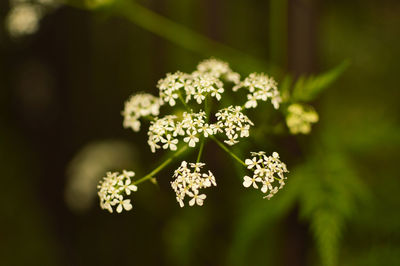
[227,61,355,266]
[98,58,291,213]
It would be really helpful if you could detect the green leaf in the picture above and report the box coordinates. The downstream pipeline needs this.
[291,60,350,102]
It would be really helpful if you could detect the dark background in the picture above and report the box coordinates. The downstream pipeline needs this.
[1,0,399,265]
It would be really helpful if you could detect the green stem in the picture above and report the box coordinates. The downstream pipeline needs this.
[66,0,282,75]
[111,0,279,74]
[205,94,210,117]
[196,138,205,163]
[178,91,191,111]
[134,145,188,185]
[210,136,246,167]
[143,115,156,121]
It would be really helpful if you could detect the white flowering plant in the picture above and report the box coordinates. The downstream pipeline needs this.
[97,58,324,213]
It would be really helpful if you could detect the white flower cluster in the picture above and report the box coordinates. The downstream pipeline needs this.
[215,105,254,145]
[233,73,281,109]
[122,93,161,132]
[157,58,239,107]
[191,73,224,102]
[147,111,217,152]
[147,115,178,152]
[243,152,288,199]
[171,161,217,207]
[286,103,319,134]
[196,58,241,84]
[147,105,255,151]
[157,71,186,106]
[157,71,225,105]
[97,170,137,213]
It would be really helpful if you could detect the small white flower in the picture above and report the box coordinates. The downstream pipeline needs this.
[116,199,133,213]
[203,171,217,187]
[176,196,185,208]
[210,123,223,134]
[264,187,278,200]
[161,134,179,151]
[194,91,206,104]
[250,151,266,157]
[198,124,214,137]
[243,175,253,188]
[245,157,260,169]
[188,191,207,206]
[211,87,224,101]
[224,133,239,146]
[244,94,258,109]
[189,162,205,171]
[183,131,199,147]
[238,124,250,138]
[118,177,137,195]
[164,94,178,106]
[243,175,262,189]
[261,182,270,193]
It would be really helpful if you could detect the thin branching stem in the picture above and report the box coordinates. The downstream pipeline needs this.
[196,138,205,163]
[178,91,191,111]
[210,136,246,167]
[134,145,188,185]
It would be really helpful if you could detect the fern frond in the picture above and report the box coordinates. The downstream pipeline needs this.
[291,60,350,102]
[296,150,368,266]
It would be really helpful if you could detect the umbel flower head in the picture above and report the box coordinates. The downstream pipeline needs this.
[157,71,225,105]
[123,93,161,132]
[233,73,281,109]
[171,161,217,207]
[196,58,241,84]
[243,152,288,199]
[215,105,254,146]
[286,103,319,134]
[97,170,137,213]
[147,111,215,153]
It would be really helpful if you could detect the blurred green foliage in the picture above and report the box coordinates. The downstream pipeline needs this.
[289,60,349,102]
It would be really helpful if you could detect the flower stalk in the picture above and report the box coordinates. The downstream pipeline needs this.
[134,145,188,185]
[196,138,205,163]
[210,135,246,167]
